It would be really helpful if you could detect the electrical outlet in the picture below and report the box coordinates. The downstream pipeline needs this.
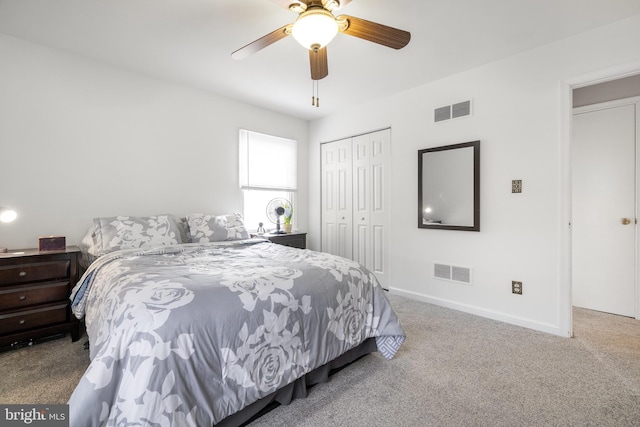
[512,281,523,295]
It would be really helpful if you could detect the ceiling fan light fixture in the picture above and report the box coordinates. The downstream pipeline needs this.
[291,8,338,51]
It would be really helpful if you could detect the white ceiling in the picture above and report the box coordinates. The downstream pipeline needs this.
[1,0,639,121]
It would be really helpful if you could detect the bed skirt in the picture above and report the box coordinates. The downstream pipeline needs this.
[216,338,378,426]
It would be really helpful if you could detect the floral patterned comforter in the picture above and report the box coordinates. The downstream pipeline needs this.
[68,239,405,426]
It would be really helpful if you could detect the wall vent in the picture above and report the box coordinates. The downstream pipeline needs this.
[434,263,451,280]
[434,106,451,122]
[434,100,472,122]
[452,266,471,283]
[452,100,471,118]
[433,262,472,284]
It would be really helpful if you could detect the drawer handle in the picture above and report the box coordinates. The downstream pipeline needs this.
[19,295,27,301]
[19,319,26,325]
[19,271,27,277]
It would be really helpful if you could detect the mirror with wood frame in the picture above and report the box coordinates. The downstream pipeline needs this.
[418,141,480,231]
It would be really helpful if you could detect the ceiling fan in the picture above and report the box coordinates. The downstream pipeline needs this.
[231,0,411,102]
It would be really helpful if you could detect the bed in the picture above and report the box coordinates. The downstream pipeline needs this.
[67,214,405,426]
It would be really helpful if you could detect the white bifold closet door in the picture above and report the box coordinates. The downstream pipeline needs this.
[321,128,390,287]
[321,137,353,259]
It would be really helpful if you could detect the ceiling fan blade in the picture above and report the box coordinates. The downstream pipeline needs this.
[231,24,292,60]
[309,46,328,80]
[337,15,410,50]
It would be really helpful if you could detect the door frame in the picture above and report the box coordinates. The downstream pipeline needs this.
[561,61,640,337]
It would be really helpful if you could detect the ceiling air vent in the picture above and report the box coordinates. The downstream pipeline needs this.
[434,100,472,123]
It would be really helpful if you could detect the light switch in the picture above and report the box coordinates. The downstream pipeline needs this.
[512,180,522,193]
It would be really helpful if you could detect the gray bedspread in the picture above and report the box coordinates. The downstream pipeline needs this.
[68,239,405,426]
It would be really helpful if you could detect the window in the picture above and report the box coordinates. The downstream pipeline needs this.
[239,129,297,232]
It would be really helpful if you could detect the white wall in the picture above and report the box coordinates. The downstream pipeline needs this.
[308,14,640,336]
[0,34,308,250]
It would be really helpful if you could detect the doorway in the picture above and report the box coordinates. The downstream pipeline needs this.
[568,72,640,326]
[571,98,638,317]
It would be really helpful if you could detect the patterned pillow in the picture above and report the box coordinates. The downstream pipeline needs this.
[92,214,182,256]
[186,213,249,243]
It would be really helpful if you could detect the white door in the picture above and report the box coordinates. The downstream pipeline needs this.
[335,138,353,259]
[572,101,637,317]
[369,130,390,286]
[321,141,338,256]
[321,138,352,259]
[352,134,370,268]
[352,129,390,287]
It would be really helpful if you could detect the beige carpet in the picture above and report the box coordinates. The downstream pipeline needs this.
[248,297,640,426]
[1,295,639,426]
[0,331,88,404]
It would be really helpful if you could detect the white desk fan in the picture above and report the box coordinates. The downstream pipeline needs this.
[266,198,290,234]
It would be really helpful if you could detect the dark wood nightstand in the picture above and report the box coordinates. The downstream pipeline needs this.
[257,232,307,249]
[0,246,81,349]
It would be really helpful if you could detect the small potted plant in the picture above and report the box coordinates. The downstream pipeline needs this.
[283,202,292,233]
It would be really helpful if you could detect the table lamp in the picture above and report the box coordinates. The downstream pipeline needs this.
[0,207,18,253]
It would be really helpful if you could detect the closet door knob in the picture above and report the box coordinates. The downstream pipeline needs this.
[621,218,631,225]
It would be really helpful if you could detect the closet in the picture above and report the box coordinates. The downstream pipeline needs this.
[321,128,390,287]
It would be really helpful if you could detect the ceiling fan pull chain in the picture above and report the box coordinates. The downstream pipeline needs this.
[312,80,320,107]
[316,80,320,108]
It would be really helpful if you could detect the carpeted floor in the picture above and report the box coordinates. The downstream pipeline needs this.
[0,330,88,405]
[248,296,640,426]
[1,294,638,426]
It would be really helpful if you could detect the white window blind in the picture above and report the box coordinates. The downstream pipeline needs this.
[239,129,297,191]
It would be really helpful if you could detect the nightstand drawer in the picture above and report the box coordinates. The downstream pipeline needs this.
[257,232,307,249]
[0,281,70,311]
[0,303,68,335]
[0,247,81,347]
[0,261,70,285]
[276,235,306,249]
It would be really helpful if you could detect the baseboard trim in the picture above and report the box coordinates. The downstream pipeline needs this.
[387,287,568,337]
